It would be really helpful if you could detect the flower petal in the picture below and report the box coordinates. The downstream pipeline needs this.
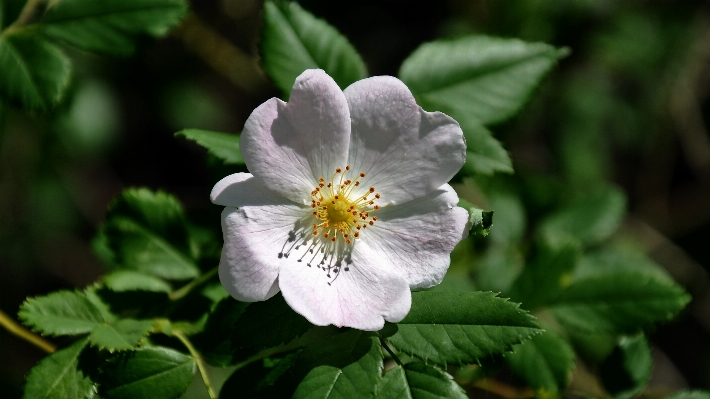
[278,244,412,331]
[219,186,309,301]
[211,172,289,207]
[344,76,466,205]
[241,69,350,204]
[362,184,469,289]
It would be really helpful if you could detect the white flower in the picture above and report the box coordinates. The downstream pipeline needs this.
[211,69,469,331]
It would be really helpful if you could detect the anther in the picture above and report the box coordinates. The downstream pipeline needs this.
[360,172,366,177]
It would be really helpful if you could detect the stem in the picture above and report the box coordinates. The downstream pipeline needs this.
[472,377,534,399]
[3,0,44,34]
[174,330,216,399]
[169,267,218,301]
[0,309,56,353]
[378,336,402,366]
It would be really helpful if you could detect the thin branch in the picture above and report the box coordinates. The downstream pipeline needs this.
[473,377,534,399]
[3,0,44,34]
[378,336,402,366]
[174,330,216,399]
[169,267,218,301]
[0,309,56,353]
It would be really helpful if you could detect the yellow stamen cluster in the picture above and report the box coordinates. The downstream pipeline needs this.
[310,166,381,245]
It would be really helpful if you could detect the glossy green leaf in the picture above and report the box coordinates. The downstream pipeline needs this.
[505,329,575,393]
[459,121,513,175]
[386,291,541,366]
[41,0,188,55]
[100,188,199,280]
[89,319,154,352]
[509,235,581,310]
[100,346,195,399]
[539,187,626,247]
[399,35,568,126]
[175,129,243,165]
[551,272,690,333]
[376,363,467,399]
[293,330,382,399]
[232,293,313,354]
[198,297,249,366]
[0,32,71,111]
[261,1,367,95]
[22,338,94,399]
[103,270,172,293]
[600,335,652,399]
[19,290,107,336]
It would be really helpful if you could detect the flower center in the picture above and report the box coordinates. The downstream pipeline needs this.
[310,166,381,245]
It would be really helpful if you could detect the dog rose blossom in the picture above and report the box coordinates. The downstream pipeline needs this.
[211,69,468,331]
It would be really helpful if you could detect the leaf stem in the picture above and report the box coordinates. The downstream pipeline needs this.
[174,330,216,399]
[378,336,402,366]
[169,267,218,301]
[0,309,56,353]
[3,0,44,34]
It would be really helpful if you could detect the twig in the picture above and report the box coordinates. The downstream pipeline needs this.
[173,13,270,94]
[3,0,44,34]
[473,377,534,399]
[378,336,403,366]
[169,267,218,301]
[0,309,56,353]
[174,330,216,399]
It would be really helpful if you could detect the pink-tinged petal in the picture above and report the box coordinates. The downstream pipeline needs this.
[362,184,469,289]
[344,76,466,205]
[241,69,351,204]
[278,243,412,331]
[219,196,309,301]
[211,172,290,207]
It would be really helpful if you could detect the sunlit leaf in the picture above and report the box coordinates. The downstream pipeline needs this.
[293,330,382,399]
[22,338,94,399]
[89,319,154,352]
[261,0,367,95]
[386,291,541,366]
[41,0,188,55]
[0,32,71,111]
[175,129,243,165]
[376,363,467,399]
[399,35,568,126]
[19,290,108,336]
[459,121,513,175]
[103,270,172,293]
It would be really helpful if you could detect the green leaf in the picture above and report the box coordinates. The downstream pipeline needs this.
[459,121,513,175]
[458,199,493,237]
[0,32,71,111]
[23,337,94,399]
[376,363,467,399]
[103,270,172,293]
[399,35,568,126]
[198,297,249,366]
[232,293,313,354]
[550,272,690,333]
[90,319,154,352]
[19,290,107,336]
[666,391,710,399]
[175,129,244,165]
[599,335,652,399]
[293,329,382,399]
[574,246,671,283]
[386,291,541,366]
[100,346,195,399]
[261,1,367,95]
[40,0,188,56]
[474,246,524,293]
[100,188,199,280]
[539,187,626,247]
[219,353,299,399]
[505,329,575,394]
[508,235,581,310]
